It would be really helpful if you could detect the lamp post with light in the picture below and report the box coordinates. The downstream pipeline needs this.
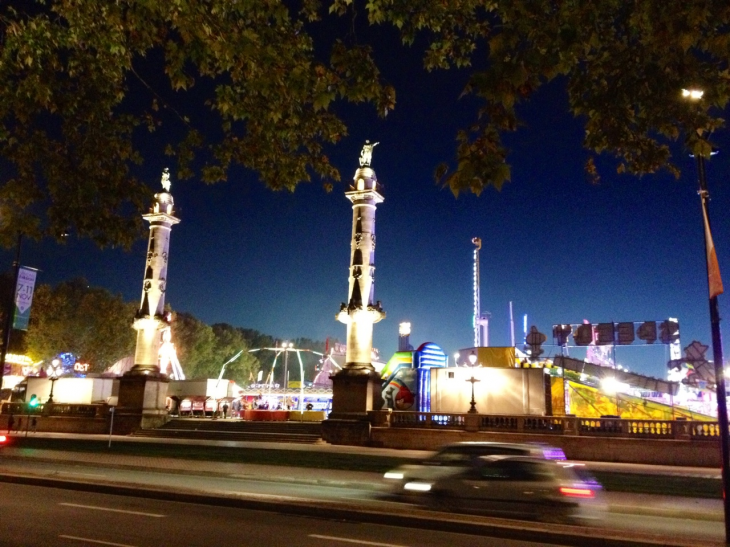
[0,233,22,395]
[682,86,730,542]
[47,359,62,404]
[282,341,293,400]
[466,351,480,413]
[466,376,480,414]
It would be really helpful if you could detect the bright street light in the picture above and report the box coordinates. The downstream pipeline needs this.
[682,88,704,100]
[682,84,730,542]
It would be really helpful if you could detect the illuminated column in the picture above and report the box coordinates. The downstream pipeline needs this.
[336,141,385,371]
[328,141,386,418]
[130,168,180,375]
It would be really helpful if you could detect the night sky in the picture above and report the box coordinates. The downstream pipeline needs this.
[5,24,730,380]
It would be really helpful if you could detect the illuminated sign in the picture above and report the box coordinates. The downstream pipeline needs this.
[553,319,679,347]
[73,362,90,373]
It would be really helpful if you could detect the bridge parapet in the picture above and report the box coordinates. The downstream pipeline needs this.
[383,411,721,442]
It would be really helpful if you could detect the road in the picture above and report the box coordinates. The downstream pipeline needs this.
[2,483,555,547]
[0,456,723,544]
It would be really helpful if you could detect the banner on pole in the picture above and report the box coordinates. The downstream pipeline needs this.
[703,205,724,298]
[13,267,37,330]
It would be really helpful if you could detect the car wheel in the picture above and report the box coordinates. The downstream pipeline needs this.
[537,506,576,525]
[428,491,453,513]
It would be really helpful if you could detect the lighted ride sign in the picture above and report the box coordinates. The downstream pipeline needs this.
[552,319,680,347]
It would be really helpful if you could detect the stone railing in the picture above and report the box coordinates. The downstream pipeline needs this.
[390,412,466,429]
[1,402,107,418]
[382,411,722,441]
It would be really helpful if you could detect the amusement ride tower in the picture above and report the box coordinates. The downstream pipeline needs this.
[472,237,491,347]
[330,141,386,416]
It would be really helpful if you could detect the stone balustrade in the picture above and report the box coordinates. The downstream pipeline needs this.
[1,402,108,419]
[383,410,722,441]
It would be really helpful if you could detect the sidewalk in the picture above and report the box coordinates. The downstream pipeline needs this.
[0,434,723,523]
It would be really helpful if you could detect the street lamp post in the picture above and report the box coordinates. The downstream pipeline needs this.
[466,376,480,414]
[0,233,22,396]
[683,86,730,542]
[283,341,293,404]
[696,148,730,541]
[47,359,61,404]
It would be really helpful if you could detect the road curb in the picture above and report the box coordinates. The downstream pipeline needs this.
[0,472,722,547]
[609,503,724,523]
[0,452,381,490]
[1,452,722,524]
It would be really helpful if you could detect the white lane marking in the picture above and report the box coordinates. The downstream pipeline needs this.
[309,535,410,547]
[59,535,138,547]
[59,503,165,518]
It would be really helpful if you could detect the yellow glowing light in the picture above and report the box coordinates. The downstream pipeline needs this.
[5,353,33,366]
[601,377,628,395]
[682,88,704,100]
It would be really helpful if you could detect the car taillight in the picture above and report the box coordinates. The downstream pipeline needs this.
[559,486,594,498]
[0,435,7,443]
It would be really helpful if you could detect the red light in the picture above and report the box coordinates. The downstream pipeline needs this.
[560,487,594,498]
[0,435,7,443]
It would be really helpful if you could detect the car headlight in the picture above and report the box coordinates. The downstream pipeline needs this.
[404,481,433,492]
[384,472,404,480]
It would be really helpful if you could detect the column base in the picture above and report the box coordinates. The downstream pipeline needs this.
[116,372,170,433]
[329,365,383,416]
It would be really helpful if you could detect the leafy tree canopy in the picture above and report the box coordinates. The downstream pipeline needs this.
[25,278,136,372]
[1,1,727,246]
[171,313,265,385]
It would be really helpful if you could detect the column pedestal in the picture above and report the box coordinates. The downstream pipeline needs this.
[322,366,383,445]
[115,372,170,433]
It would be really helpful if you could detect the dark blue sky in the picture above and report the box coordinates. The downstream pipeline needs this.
[6,24,730,380]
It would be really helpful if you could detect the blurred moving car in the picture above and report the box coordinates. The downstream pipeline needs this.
[383,441,565,495]
[406,455,605,524]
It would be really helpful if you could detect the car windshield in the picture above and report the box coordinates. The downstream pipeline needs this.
[428,448,472,465]
[478,460,556,482]
[426,445,530,465]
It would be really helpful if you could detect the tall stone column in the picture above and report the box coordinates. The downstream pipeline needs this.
[324,142,386,443]
[129,168,180,374]
[117,169,180,431]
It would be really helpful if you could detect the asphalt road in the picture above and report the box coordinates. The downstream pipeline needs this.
[1,483,557,547]
[0,457,723,544]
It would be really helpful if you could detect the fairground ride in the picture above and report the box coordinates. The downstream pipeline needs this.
[248,345,324,411]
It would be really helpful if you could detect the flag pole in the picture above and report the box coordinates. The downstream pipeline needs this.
[696,153,730,542]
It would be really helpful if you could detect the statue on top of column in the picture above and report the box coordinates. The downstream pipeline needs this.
[161,168,171,192]
[359,140,379,167]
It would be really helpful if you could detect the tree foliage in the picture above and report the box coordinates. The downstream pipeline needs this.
[15,276,325,382]
[335,0,729,193]
[25,278,136,371]
[1,1,726,245]
[0,0,394,248]
[170,312,259,384]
